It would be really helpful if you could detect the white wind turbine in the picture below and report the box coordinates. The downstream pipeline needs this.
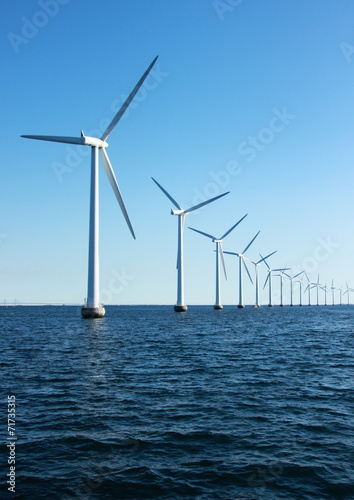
[251,251,277,308]
[276,271,286,307]
[310,275,321,306]
[343,282,354,305]
[296,274,305,306]
[188,215,247,309]
[304,273,312,306]
[283,271,304,306]
[224,232,260,308]
[331,279,335,305]
[320,284,328,305]
[22,57,158,318]
[152,178,229,312]
[262,257,290,307]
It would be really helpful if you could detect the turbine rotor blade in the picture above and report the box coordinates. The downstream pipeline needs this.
[263,273,270,289]
[256,250,277,265]
[223,251,238,256]
[259,254,270,270]
[100,149,135,239]
[188,227,216,240]
[242,231,260,255]
[101,56,158,141]
[21,135,85,145]
[219,242,227,280]
[183,191,229,214]
[220,214,248,240]
[293,271,304,280]
[242,257,253,284]
[151,177,181,210]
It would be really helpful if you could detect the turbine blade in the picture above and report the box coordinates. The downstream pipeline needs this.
[101,56,158,141]
[293,271,304,280]
[223,251,238,256]
[100,149,135,239]
[272,268,291,272]
[259,253,270,270]
[220,214,248,240]
[263,273,270,289]
[256,250,277,265]
[188,227,216,240]
[243,257,253,284]
[21,135,85,145]
[242,231,260,255]
[151,177,181,210]
[183,191,229,214]
[219,242,227,280]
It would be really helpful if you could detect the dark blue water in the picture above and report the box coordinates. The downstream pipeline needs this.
[1,305,354,499]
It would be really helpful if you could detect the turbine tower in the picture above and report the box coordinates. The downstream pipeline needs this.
[188,215,247,309]
[224,232,260,308]
[251,251,277,308]
[22,57,158,318]
[152,178,229,312]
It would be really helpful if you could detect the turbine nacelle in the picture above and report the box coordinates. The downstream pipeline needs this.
[171,209,185,216]
[82,135,108,148]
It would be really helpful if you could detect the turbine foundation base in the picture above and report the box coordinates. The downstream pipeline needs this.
[81,305,106,319]
[253,304,260,308]
[268,304,273,307]
[237,305,245,309]
[214,304,223,310]
[174,305,188,312]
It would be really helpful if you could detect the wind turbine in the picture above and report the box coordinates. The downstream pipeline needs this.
[310,275,321,306]
[188,215,247,309]
[224,231,260,308]
[251,251,277,308]
[296,274,305,306]
[338,285,343,305]
[320,284,328,305]
[283,271,304,306]
[152,178,229,312]
[304,273,312,306]
[262,257,290,307]
[331,279,335,305]
[22,57,158,318]
[276,271,287,306]
[343,282,354,305]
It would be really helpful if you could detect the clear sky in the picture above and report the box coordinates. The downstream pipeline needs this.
[2,0,354,306]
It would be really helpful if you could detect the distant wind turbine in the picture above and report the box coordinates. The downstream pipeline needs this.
[188,215,247,309]
[224,231,260,308]
[251,251,277,308]
[304,273,312,306]
[283,271,304,306]
[262,257,290,307]
[331,279,335,305]
[22,57,158,318]
[343,282,354,305]
[296,274,305,306]
[152,178,229,312]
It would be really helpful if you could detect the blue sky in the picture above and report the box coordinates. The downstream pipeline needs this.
[2,0,354,305]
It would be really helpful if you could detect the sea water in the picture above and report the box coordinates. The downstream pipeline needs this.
[1,305,353,499]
